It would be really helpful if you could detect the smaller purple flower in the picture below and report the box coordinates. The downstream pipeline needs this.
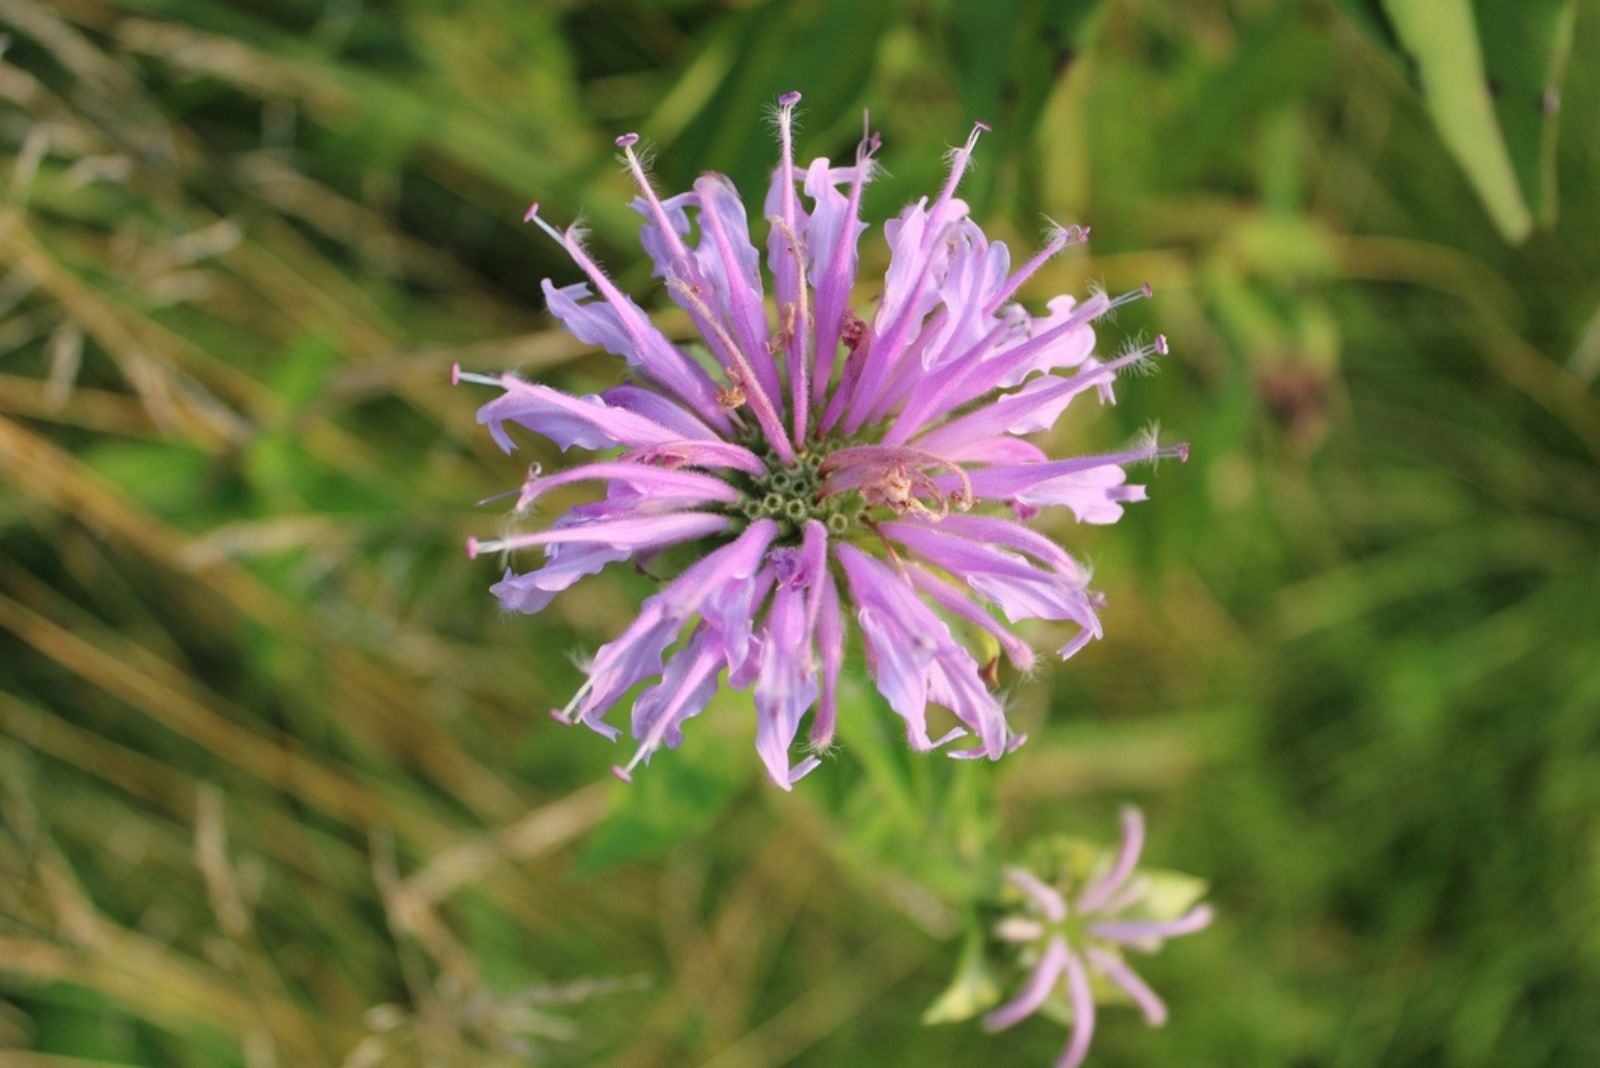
[984,808,1212,1066]
[925,808,1212,1066]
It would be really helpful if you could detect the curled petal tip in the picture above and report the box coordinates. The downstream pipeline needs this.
[856,127,883,162]
[788,755,822,786]
[778,90,802,107]
[615,132,640,148]
[1052,222,1091,247]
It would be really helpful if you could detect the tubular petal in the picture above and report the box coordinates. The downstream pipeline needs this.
[1076,807,1147,914]
[983,936,1069,1033]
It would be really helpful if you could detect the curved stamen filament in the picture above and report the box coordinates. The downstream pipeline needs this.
[984,221,1090,316]
[666,273,795,463]
[822,445,971,497]
[767,211,813,444]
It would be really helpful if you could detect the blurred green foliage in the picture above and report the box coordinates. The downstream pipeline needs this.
[2,0,1598,1065]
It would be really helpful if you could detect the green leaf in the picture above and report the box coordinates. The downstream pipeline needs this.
[1335,0,1403,61]
[572,714,750,877]
[922,925,1004,1025]
[832,674,924,836]
[1340,0,1575,241]
[1379,0,1530,241]
[1474,0,1577,225]
[1139,867,1212,921]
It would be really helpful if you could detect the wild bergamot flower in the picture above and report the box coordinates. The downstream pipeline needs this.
[925,808,1212,1066]
[986,809,1212,1065]
[458,93,1183,788]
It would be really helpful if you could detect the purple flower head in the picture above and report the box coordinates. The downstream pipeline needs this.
[977,808,1213,1066]
[459,95,1184,788]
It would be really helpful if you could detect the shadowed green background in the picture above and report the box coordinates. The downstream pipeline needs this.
[2,0,1598,1064]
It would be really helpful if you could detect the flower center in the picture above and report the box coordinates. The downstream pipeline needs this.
[730,442,856,540]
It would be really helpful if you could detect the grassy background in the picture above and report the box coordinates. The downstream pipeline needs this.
[2,0,1598,1064]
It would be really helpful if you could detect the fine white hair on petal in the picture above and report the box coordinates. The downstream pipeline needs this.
[1071,551,1102,588]
[492,511,528,551]
[941,142,981,173]
[1040,214,1090,246]
[564,214,593,249]
[805,737,843,758]
[990,686,1036,729]
[1142,420,1164,452]
[1117,334,1164,378]
[760,97,807,133]
[615,138,659,177]
[1117,333,1149,358]
[1084,277,1121,324]
[1134,422,1167,465]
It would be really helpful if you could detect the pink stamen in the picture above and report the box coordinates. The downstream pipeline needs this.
[523,204,729,429]
[767,212,812,444]
[923,120,989,250]
[616,134,791,456]
[695,174,783,405]
[812,123,880,413]
[616,134,694,270]
[772,91,806,436]
[984,221,1091,315]
[839,216,964,434]
[885,316,1015,444]
[666,274,795,463]
[453,368,503,388]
